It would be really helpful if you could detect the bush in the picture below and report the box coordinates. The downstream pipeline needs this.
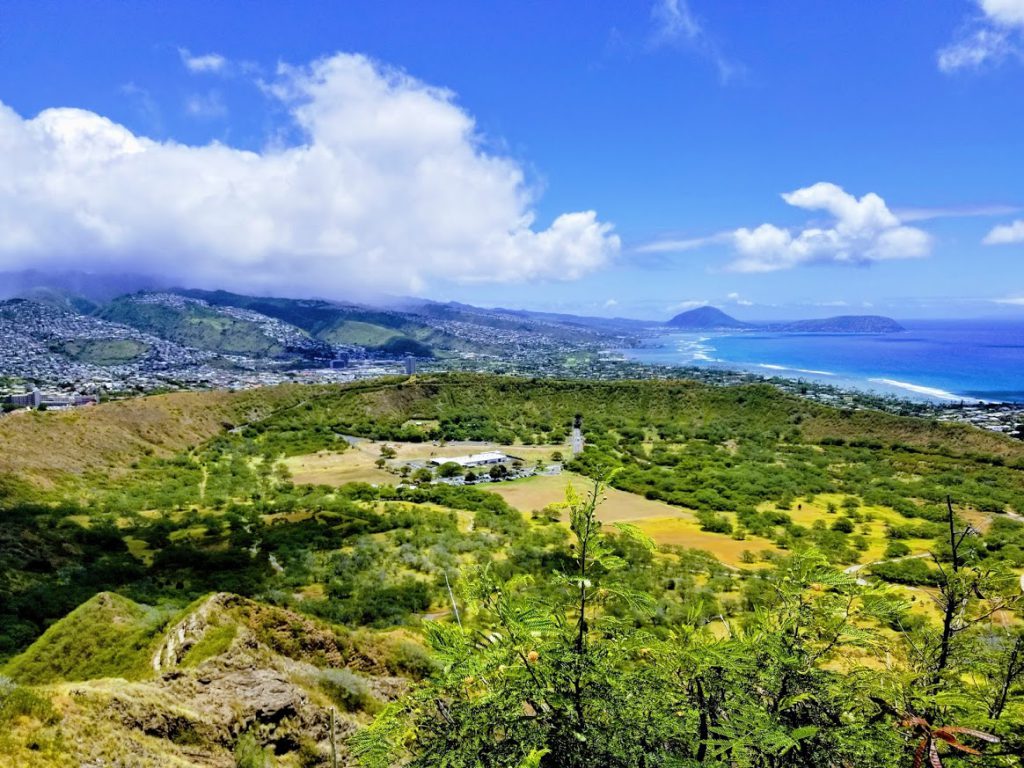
[235,730,274,768]
[384,638,439,680]
[871,557,941,586]
[884,541,911,558]
[319,668,379,713]
[831,517,855,534]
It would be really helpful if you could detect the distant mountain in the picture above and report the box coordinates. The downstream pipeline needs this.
[666,306,751,330]
[768,315,905,333]
[664,306,904,334]
[0,269,167,302]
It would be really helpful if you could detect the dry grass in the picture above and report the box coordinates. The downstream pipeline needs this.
[491,472,686,521]
[283,450,394,486]
[0,385,307,488]
[491,472,778,566]
[630,517,777,567]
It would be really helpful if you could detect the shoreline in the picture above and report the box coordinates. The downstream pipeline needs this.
[623,329,1020,406]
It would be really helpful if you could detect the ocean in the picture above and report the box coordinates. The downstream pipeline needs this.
[622,320,1024,404]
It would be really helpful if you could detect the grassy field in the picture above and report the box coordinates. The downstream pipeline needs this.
[630,517,776,566]
[490,472,778,566]
[283,438,567,487]
[282,450,394,486]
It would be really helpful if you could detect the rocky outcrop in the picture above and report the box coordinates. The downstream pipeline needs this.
[151,593,243,673]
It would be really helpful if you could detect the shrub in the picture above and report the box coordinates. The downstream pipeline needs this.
[384,638,439,680]
[319,668,379,713]
[235,730,274,768]
[831,517,855,534]
[884,541,911,558]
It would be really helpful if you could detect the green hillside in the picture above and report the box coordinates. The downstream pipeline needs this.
[99,296,287,357]
[1,374,1022,766]
[58,337,150,365]
[179,289,485,355]
[317,319,403,346]
[3,592,174,684]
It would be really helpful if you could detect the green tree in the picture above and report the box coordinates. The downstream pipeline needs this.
[437,461,464,478]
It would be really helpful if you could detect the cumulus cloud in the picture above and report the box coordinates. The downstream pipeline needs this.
[983,219,1024,244]
[636,184,931,273]
[0,53,619,296]
[728,183,931,273]
[938,0,1024,72]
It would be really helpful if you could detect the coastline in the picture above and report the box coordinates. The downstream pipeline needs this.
[622,325,1024,405]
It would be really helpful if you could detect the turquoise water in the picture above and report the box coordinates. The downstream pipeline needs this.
[623,320,1024,403]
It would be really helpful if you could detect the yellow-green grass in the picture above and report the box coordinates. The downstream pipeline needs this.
[762,493,938,563]
[124,536,153,565]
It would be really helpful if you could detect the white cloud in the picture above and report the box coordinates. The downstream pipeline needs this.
[178,48,228,74]
[938,1,1024,72]
[993,296,1024,305]
[648,0,742,82]
[0,53,618,296]
[983,219,1024,244]
[667,299,708,312]
[726,291,752,306]
[635,233,728,253]
[728,183,931,273]
[896,203,1022,222]
[603,298,619,308]
[981,0,1024,27]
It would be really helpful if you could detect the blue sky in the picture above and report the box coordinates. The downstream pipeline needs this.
[0,0,1022,319]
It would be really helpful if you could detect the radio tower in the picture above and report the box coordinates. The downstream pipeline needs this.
[571,413,584,456]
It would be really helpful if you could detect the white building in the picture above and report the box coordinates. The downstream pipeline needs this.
[429,451,520,468]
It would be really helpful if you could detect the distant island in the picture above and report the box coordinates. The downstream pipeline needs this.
[667,306,904,334]
[666,306,752,330]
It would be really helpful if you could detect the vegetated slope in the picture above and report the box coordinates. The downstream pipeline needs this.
[3,591,172,684]
[58,337,150,365]
[178,289,455,356]
[2,375,1022,766]
[99,293,332,360]
[1,591,427,767]
[283,374,1024,462]
[4,374,1022,490]
[0,384,310,487]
